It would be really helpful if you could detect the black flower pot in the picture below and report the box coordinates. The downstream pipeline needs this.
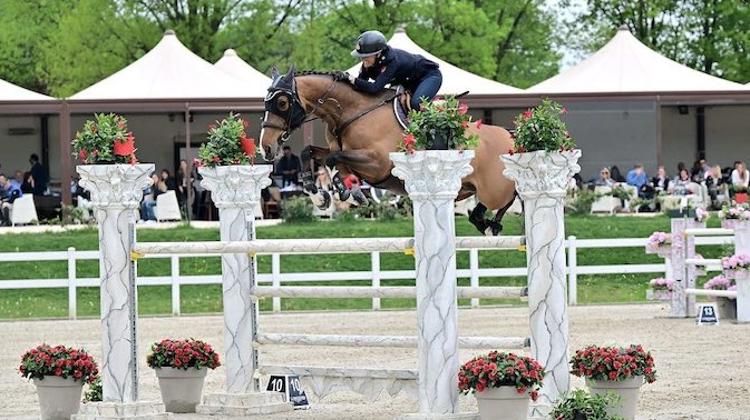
[427,129,449,150]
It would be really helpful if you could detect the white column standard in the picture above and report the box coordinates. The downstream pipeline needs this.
[391,150,478,420]
[74,163,170,420]
[501,150,581,417]
[195,165,292,416]
[732,221,750,323]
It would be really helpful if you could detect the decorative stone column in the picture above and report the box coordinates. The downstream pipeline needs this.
[501,150,580,417]
[391,150,477,420]
[195,165,292,416]
[732,221,750,323]
[74,164,170,420]
[733,220,750,254]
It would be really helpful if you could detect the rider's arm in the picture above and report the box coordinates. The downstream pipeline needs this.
[352,62,398,93]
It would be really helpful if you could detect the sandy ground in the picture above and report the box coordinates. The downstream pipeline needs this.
[1,303,748,420]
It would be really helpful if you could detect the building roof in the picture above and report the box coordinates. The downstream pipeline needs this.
[70,30,260,100]
[0,78,54,101]
[346,28,522,95]
[214,49,271,97]
[528,26,744,94]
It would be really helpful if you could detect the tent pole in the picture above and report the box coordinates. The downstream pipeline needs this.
[60,102,72,205]
[185,105,193,224]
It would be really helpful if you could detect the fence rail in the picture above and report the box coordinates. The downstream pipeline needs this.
[0,235,735,318]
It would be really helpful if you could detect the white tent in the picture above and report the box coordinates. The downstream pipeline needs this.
[528,26,744,93]
[346,28,521,95]
[0,78,53,101]
[214,49,272,97]
[71,30,260,100]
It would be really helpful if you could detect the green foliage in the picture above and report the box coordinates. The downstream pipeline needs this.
[281,196,316,223]
[72,113,137,164]
[197,113,255,167]
[403,96,480,151]
[550,389,623,420]
[84,376,102,402]
[353,201,399,221]
[609,186,631,201]
[512,99,575,153]
[567,190,600,215]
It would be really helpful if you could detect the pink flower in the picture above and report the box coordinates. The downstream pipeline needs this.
[522,110,533,120]
[458,102,469,115]
[475,119,483,129]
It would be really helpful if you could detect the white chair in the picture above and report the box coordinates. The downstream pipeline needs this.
[590,186,621,214]
[155,190,182,222]
[10,195,38,226]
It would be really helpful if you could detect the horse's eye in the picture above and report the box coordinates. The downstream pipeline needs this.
[277,96,290,112]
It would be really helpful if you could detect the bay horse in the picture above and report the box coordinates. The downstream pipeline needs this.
[259,67,518,235]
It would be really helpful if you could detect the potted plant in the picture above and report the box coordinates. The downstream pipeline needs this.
[18,344,99,420]
[147,338,220,413]
[718,203,750,229]
[570,345,656,420]
[73,113,138,165]
[731,185,749,204]
[646,277,674,301]
[402,96,480,151]
[703,274,737,320]
[458,351,544,420]
[645,231,671,257]
[550,389,623,420]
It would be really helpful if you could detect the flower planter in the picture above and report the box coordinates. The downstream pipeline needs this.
[586,376,643,420]
[474,386,529,420]
[155,367,208,413]
[735,192,748,204]
[646,289,672,301]
[721,219,740,230]
[713,296,737,320]
[33,376,84,420]
[645,245,670,258]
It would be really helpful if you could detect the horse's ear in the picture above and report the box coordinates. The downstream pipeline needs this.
[283,65,296,82]
[271,66,280,80]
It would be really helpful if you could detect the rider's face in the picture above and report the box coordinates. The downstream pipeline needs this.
[361,55,377,68]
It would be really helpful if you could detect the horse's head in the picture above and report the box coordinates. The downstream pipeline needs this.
[260,66,308,161]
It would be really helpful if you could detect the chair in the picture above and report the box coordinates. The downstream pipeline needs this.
[10,195,38,226]
[263,187,282,219]
[590,186,620,214]
[155,190,182,222]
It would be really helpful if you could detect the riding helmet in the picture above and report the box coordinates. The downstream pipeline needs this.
[351,30,387,58]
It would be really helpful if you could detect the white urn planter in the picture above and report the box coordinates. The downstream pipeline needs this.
[155,367,207,413]
[586,375,643,420]
[33,376,84,420]
[474,387,529,420]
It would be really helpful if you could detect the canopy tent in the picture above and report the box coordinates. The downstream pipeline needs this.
[70,30,259,100]
[0,79,54,102]
[528,26,744,93]
[346,28,521,95]
[214,49,271,97]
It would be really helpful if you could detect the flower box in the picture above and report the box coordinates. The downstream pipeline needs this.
[646,289,672,301]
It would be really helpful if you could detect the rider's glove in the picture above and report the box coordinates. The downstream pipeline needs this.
[348,73,357,84]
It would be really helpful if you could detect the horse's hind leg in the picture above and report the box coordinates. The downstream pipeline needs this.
[469,202,488,234]
[486,194,518,236]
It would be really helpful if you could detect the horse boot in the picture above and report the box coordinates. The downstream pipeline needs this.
[349,187,368,206]
[330,171,351,202]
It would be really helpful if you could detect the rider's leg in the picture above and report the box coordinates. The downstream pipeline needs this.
[410,70,443,111]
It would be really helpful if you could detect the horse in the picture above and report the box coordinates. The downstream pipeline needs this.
[259,66,518,235]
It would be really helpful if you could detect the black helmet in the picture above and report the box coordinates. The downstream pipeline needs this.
[351,30,387,58]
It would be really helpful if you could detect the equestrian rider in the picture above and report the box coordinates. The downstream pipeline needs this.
[348,30,442,111]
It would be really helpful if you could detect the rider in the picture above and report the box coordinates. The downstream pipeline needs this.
[348,30,442,111]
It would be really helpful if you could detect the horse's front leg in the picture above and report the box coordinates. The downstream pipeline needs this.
[301,145,332,209]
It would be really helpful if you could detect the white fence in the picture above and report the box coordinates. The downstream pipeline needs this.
[0,235,735,318]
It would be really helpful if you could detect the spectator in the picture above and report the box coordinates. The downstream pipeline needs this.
[731,161,749,189]
[671,168,693,195]
[20,172,34,194]
[176,160,189,211]
[651,166,670,193]
[705,165,724,206]
[191,163,206,219]
[677,161,687,176]
[0,173,23,226]
[140,173,160,221]
[626,164,648,190]
[594,167,616,187]
[610,165,626,183]
[691,160,707,183]
[28,154,48,195]
[275,146,301,187]
[159,169,176,192]
[315,167,333,192]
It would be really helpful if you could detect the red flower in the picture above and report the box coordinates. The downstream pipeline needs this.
[475,119,483,129]
[458,102,469,115]
[78,149,88,161]
[476,382,485,392]
[461,121,469,129]
[240,136,256,157]
[54,367,62,376]
[508,148,515,156]
[530,390,539,401]
[523,110,533,120]
[113,132,136,156]
[193,158,203,168]
[212,156,221,164]
[608,371,618,380]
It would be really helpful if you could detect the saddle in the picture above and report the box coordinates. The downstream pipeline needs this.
[391,86,412,130]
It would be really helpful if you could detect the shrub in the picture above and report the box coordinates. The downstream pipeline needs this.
[72,113,138,164]
[567,189,599,215]
[19,344,99,383]
[550,389,622,420]
[84,376,102,402]
[197,113,256,167]
[402,96,480,152]
[281,196,316,223]
[512,99,575,153]
[146,338,220,370]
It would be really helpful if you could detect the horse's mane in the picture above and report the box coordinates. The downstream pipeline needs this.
[295,70,393,102]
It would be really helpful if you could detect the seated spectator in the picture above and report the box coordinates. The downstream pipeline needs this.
[140,173,160,221]
[159,169,175,192]
[691,160,707,183]
[275,146,302,187]
[651,166,670,193]
[626,164,648,191]
[0,173,23,226]
[705,164,725,206]
[315,167,333,192]
[594,168,616,187]
[670,169,694,195]
[731,161,749,189]
[20,171,34,194]
[610,165,626,183]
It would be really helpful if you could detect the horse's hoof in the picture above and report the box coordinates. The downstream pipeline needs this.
[352,189,368,205]
[491,222,503,236]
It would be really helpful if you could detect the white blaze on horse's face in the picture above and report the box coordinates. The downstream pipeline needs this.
[259,111,286,161]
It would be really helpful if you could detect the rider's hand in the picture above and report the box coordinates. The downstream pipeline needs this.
[347,73,357,84]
